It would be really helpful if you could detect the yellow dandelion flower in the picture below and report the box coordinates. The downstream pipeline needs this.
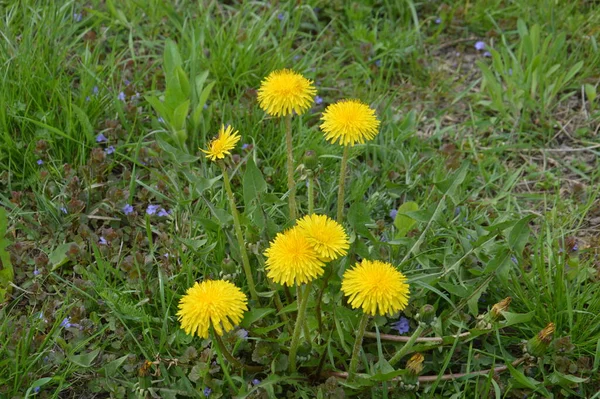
[264,227,325,286]
[296,214,349,261]
[201,124,241,161]
[257,69,316,117]
[341,259,410,316]
[177,280,248,339]
[320,99,380,146]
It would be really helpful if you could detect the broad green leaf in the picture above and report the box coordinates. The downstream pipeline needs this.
[393,201,418,238]
[501,311,534,327]
[156,134,198,163]
[101,354,129,377]
[49,243,76,271]
[508,215,535,255]
[347,202,372,237]
[145,95,171,121]
[68,348,101,368]
[241,308,275,328]
[163,40,182,78]
[434,163,469,202]
[467,279,490,316]
[243,158,267,206]
[171,100,190,133]
[0,207,14,301]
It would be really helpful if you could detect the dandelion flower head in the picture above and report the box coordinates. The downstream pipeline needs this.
[177,280,248,338]
[341,259,409,316]
[257,69,316,117]
[264,227,325,286]
[297,214,349,261]
[201,124,241,161]
[320,99,380,146]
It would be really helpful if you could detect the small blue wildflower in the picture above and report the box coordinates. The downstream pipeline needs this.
[105,146,115,155]
[483,51,491,57]
[60,317,72,328]
[572,243,579,252]
[474,41,486,51]
[374,59,382,67]
[38,312,44,319]
[34,268,41,276]
[124,79,131,86]
[203,387,211,397]
[277,13,285,21]
[315,95,323,105]
[435,17,441,24]
[389,209,398,220]
[99,237,108,245]
[73,13,82,22]
[252,379,261,386]
[391,317,410,334]
[157,117,165,123]
[85,96,91,102]
[123,204,134,215]
[242,143,250,150]
[93,86,99,95]
[146,204,160,215]
[236,329,249,340]
[33,386,40,393]
[37,159,43,165]
[118,92,126,101]
[96,133,107,143]
[157,208,170,217]
[511,256,518,265]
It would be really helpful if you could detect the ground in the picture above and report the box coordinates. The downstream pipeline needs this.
[1,0,599,398]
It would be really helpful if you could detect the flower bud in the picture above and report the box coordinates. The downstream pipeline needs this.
[491,297,511,320]
[526,323,555,357]
[406,353,424,375]
[417,304,435,326]
[302,150,319,171]
[402,353,424,387]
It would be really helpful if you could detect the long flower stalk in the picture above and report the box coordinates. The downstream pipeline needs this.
[347,312,370,381]
[289,282,312,373]
[388,325,425,366]
[219,162,258,301]
[336,146,350,222]
[285,114,297,220]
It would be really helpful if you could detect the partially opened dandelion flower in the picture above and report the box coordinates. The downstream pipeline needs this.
[341,259,410,316]
[297,214,349,261]
[320,99,380,146]
[201,124,241,161]
[177,280,248,339]
[264,227,325,286]
[257,69,316,117]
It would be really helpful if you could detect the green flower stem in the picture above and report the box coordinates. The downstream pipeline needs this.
[289,282,312,373]
[388,324,425,366]
[296,284,311,343]
[285,113,297,220]
[219,162,258,301]
[213,332,263,372]
[307,170,315,215]
[212,333,238,392]
[336,145,350,222]
[347,312,370,381]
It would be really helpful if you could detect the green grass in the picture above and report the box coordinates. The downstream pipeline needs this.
[1,0,599,397]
